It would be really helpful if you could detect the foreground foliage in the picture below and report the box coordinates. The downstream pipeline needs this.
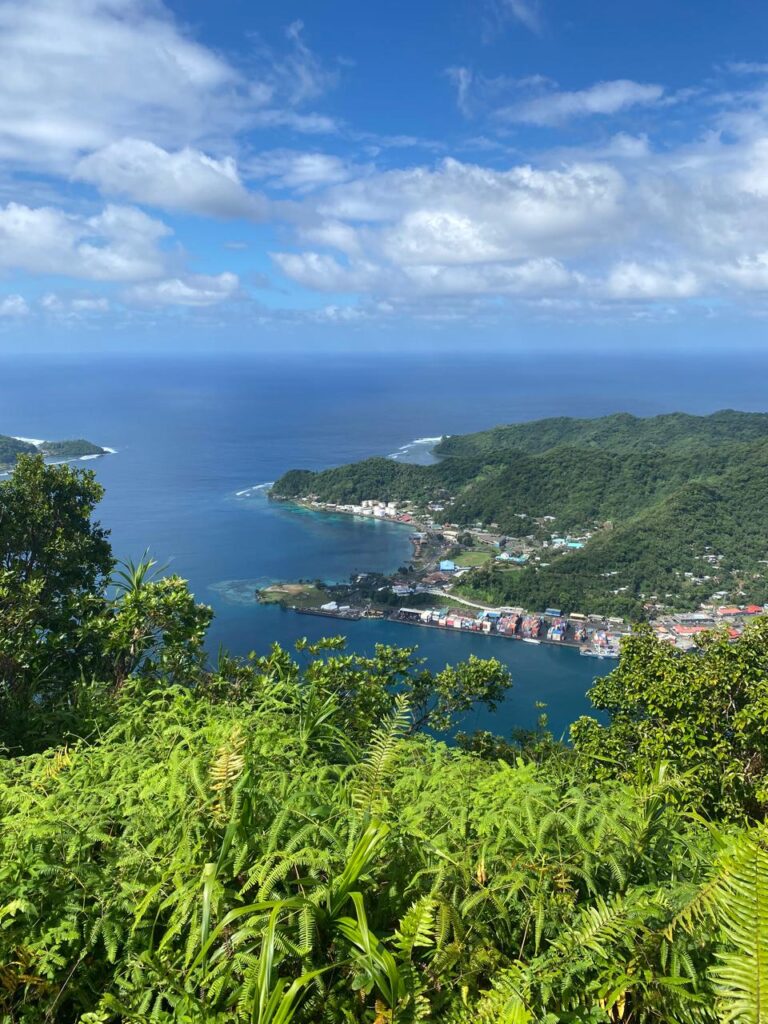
[0,669,758,1024]
[572,619,768,819]
[1,456,767,1023]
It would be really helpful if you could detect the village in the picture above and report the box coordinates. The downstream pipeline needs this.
[268,493,768,656]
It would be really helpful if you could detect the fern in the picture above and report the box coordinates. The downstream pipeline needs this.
[353,693,411,816]
[711,830,768,1024]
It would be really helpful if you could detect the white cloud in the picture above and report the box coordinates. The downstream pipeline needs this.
[0,201,170,281]
[276,21,340,105]
[304,157,625,264]
[0,0,338,174]
[720,253,768,290]
[446,67,475,118]
[41,293,111,317]
[732,138,768,197]
[126,272,240,306]
[0,294,29,317]
[502,0,542,33]
[271,252,381,293]
[75,138,268,218]
[604,262,701,299]
[401,258,578,296]
[272,157,627,302]
[247,150,357,192]
[266,125,768,313]
[502,80,664,125]
[0,0,236,169]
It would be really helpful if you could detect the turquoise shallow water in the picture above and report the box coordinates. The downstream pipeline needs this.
[3,350,767,736]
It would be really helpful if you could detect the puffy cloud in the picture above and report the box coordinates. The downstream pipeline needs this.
[75,139,268,218]
[317,158,625,258]
[731,138,768,197]
[719,253,768,291]
[0,0,235,169]
[0,201,170,281]
[502,80,664,125]
[0,0,338,173]
[125,272,240,306]
[604,262,701,299]
[273,250,578,299]
[273,157,624,300]
[0,294,29,317]
[271,252,381,293]
[264,90,768,316]
[401,258,578,296]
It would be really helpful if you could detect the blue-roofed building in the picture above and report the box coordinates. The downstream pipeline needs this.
[439,559,456,572]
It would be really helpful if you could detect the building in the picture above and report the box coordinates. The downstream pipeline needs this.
[439,559,457,572]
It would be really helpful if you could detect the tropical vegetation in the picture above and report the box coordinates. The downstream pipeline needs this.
[1,455,768,1023]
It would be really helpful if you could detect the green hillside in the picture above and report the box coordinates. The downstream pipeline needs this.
[0,434,106,469]
[0,434,37,467]
[435,408,768,457]
[272,411,768,616]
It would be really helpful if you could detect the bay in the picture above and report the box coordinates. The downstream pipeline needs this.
[3,349,766,737]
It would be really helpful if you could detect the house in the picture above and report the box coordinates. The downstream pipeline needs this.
[439,559,457,572]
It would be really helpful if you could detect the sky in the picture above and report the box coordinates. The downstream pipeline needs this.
[2,0,768,352]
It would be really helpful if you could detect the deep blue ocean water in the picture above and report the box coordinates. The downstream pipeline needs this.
[2,349,767,738]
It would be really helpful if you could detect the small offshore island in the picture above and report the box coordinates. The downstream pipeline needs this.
[0,433,111,472]
[266,410,768,656]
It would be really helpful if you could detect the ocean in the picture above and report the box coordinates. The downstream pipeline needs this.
[3,348,767,739]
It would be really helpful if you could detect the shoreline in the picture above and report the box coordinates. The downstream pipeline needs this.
[282,603,618,659]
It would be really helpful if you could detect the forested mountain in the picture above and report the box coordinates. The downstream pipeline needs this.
[434,409,768,457]
[0,434,37,466]
[2,454,768,1023]
[272,411,768,616]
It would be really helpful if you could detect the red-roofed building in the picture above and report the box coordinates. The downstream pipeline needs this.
[717,606,742,617]
[672,624,708,636]
[744,605,764,615]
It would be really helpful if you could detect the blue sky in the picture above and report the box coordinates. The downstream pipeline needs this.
[2,0,768,351]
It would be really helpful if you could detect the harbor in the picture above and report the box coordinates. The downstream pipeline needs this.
[390,606,623,657]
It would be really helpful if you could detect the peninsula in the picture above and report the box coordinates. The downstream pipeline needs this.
[0,433,110,471]
[270,410,768,639]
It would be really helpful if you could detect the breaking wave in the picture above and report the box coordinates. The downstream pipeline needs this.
[387,435,443,464]
[235,481,274,498]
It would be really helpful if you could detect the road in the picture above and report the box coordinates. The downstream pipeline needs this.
[424,589,524,614]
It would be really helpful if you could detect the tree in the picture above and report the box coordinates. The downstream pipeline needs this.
[0,455,112,749]
[571,618,768,818]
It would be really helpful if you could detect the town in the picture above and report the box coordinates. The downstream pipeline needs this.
[265,493,768,654]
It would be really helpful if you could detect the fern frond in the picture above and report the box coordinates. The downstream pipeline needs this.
[711,830,768,1024]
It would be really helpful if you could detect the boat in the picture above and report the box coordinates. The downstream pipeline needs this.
[522,638,541,645]
[580,646,620,659]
